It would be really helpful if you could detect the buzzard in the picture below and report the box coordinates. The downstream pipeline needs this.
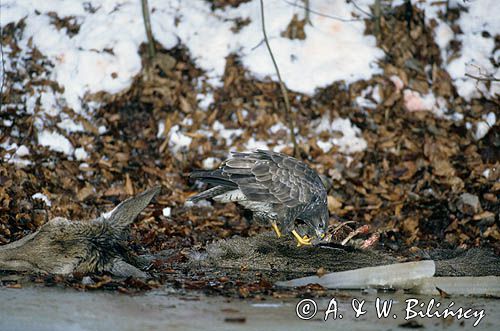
[188,150,328,246]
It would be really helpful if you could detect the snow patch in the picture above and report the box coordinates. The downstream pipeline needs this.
[169,125,192,154]
[272,143,289,152]
[314,116,367,154]
[1,141,31,166]
[473,112,496,140]
[269,122,289,135]
[74,147,88,161]
[245,137,269,151]
[448,0,500,100]
[32,193,51,207]
[185,199,212,208]
[37,130,74,155]
[202,157,220,169]
[212,121,244,146]
[406,0,500,101]
[237,0,383,94]
[198,93,214,110]
[356,85,380,109]
[162,207,172,217]
[57,118,84,133]
[389,75,404,92]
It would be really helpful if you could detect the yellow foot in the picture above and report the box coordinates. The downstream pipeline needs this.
[271,223,281,238]
[291,230,312,247]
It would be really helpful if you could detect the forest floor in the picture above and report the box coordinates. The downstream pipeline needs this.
[0,1,498,297]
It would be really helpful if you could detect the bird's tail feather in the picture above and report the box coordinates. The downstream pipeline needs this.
[189,169,238,188]
[187,185,232,202]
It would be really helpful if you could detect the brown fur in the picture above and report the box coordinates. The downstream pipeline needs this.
[0,187,160,278]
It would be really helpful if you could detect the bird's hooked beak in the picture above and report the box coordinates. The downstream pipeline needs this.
[315,228,326,240]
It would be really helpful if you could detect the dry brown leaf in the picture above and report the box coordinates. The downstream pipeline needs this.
[77,183,95,201]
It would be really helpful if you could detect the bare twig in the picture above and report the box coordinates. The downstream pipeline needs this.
[348,0,375,18]
[0,24,6,106]
[283,0,363,22]
[373,0,381,37]
[141,0,156,59]
[251,38,266,51]
[464,64,500,101]
[303,0,311,25]
[465,73,500,82]
[259,0,299,157]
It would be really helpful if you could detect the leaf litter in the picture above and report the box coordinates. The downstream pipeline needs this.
[0,1,498,296]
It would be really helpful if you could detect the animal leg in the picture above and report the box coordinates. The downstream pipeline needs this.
[271,222,282,238]
[291,230,312,247]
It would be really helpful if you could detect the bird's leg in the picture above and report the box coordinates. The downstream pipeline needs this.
[271,222,282,238]
[291,230,312,247]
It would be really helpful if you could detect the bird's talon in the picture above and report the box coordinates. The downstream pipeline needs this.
[292,230,312,246]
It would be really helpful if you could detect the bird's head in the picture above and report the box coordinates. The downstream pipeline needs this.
[315,207,329,239]
[301,205,329,240]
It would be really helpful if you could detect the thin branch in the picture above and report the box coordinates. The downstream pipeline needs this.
[303,0,311,25]
[373,0,381,37]
[465,73,500,82]
[259,0,299,157]
[0,24,6,105]
[348,0,375,18]
[283,0,363,22]
[141,0,156,59]
[251,38,265,51]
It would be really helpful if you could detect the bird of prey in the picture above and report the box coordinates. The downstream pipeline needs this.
[188,150,329,246]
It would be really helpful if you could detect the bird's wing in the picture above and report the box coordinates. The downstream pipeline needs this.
[222,150,324,208]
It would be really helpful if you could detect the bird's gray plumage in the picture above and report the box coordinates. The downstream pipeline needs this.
[188,150,329,238]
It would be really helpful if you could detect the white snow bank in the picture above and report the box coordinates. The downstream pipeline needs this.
[1,0,382,118]
[1,0,144,113]
[234,0,383,94]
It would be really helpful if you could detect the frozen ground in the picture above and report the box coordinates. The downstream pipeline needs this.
[0,285,499,331]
